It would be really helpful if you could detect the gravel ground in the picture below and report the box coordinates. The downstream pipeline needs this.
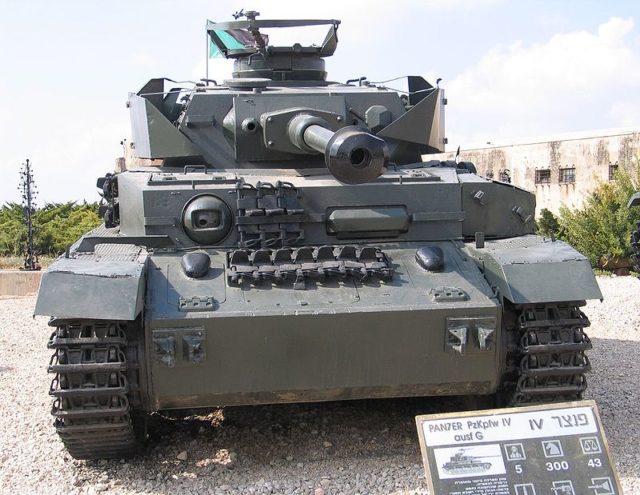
[0,275,638,495]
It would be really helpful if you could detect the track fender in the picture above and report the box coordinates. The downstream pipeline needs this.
[465,235,602,304]
[35,255,147,320]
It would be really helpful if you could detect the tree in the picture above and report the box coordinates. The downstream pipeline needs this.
[0,202,102,257]
[0,203,26,256]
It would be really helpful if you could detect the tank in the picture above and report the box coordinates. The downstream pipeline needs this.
[35,11,602,459]
[441,449,493,475]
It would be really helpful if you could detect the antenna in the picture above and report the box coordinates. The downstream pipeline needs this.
[205,22,209,81]
[19,158,40,271]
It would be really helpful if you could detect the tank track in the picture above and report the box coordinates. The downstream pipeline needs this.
[47,320,144,459]
[503,303,592,405]
[631,221,640,273]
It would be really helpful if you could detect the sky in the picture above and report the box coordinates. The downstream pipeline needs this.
[1,0,639,204]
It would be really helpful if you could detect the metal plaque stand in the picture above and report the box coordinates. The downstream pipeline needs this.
[416,400,622,495]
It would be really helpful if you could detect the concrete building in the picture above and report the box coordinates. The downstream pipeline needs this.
[115,138,163,172]
[431,128,640,215]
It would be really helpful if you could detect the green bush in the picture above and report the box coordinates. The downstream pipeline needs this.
[536,208,562,238]
[0,203,26,256]
[0,202,102,257]
[558,161,640,267]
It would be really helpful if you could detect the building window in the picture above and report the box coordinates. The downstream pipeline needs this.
[499,169,511,183]
[609,162,619,180]
[559,167,575,184]
[535,169,551,184]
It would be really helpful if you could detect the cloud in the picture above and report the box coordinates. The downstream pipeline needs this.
[445,17,640,146]
[129,51,157,68]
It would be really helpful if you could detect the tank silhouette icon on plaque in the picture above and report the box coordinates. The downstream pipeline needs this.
[441,449,493,475]
[434,444,506,479]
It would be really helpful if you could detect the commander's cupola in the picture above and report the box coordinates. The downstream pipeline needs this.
[207,10,340,83]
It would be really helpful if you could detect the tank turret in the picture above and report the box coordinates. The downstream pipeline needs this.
[127,11,445,182]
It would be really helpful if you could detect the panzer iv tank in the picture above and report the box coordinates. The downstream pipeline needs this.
[35,11,602,459]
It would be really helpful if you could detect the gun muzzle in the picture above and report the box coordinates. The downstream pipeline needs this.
[288,115,389,184]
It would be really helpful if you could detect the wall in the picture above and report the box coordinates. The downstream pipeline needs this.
[0,270,42,297]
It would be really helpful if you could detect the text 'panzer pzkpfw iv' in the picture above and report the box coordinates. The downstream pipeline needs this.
[35,11,602,459]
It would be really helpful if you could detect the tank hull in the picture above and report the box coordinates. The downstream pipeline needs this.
[144,244,501,410]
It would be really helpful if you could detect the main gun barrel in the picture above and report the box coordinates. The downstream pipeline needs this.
[287,114,389,184]
[301,125,335,154]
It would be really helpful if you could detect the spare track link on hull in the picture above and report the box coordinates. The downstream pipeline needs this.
[227,245,394,288]
[505,303,592,405]
[47,319,143,459]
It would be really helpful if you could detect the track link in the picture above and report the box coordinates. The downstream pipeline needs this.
[47,320,143,459]
[503,303,592,405]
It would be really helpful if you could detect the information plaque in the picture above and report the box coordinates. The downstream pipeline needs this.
[416,400,622,495]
